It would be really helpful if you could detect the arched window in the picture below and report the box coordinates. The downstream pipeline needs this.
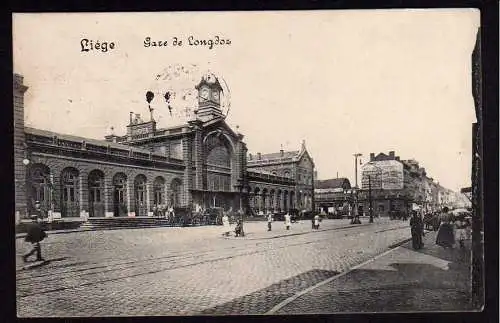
[113,173,128,217]
[61,167,80,217]
[170,178,183,207]
[154,176,165,206]
[283,170,290,178]
[134,175,147,216]
[88,170,105,217]
[29,164,51,215]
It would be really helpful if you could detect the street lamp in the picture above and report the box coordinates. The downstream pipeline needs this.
[352,153,362,223]
[366,162,383,224]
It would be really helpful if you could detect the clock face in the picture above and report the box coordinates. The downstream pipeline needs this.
[200,88,209,101]
[212,91,220,102]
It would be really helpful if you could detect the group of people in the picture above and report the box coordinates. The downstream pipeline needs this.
[409,206,472,250]
[152,204,175,219]
[221,212,244,237]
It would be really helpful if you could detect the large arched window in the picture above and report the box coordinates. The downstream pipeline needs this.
[113,173,128,217]
[170,178,183,207]
[134,174,147,216]
[60,167,80,217]
[29,164,51,215]
[206,146,231,168]
[154,176,165,206]
[88,170,105,217]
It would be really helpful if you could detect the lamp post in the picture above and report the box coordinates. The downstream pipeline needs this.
[352,153,362,222]
[366,161,384,223]
[368,175,373,223]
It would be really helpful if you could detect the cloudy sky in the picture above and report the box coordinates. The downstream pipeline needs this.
[13,10,479,191]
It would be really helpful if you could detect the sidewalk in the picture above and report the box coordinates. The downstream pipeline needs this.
[272,231,473,313]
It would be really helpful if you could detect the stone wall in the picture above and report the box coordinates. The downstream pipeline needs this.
[14,74,28,221]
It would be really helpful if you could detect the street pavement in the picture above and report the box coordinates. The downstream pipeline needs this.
[271,231,473,314]
[17,218,419,316]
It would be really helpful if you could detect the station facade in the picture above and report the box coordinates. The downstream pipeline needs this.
[14,73,315,220]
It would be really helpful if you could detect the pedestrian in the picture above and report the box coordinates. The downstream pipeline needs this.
[436,207,455,249]
[409,211,424,250]
[222,212,231,237]
[311,217,315,229]
[284,213,291,230]
[314,214,320,230]
[267,212,273,231]
[455,214,470,249]
[235,219,244,237]
[22,215,47,263]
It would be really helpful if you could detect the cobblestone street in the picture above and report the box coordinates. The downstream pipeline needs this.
[17,218,412,316]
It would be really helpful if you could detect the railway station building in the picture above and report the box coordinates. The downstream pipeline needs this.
[14,73,315,221]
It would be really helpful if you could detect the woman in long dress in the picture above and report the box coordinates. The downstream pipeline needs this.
[436,208,455,248]
[222,213,231,237]
[284,213,291,230]
[314,214,320,230]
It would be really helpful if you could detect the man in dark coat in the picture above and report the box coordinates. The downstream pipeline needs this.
[409,211,424,250]
[23,216,47,262]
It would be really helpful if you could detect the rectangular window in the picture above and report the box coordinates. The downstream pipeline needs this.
[170,141,183,160]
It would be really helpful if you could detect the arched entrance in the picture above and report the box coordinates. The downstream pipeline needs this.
[262,188,268,213]
[60,167,80,217]
[170,178,182,207]
[254,187,261,214]
[153,176,165,207]
[113,173,128,217]
[28,163,51,216]
[88,170,105,217]
[269,189,275,212]
[283,190,289,212]
[134,174,148,217]
[289,191,295,210]
[276,190,282,212]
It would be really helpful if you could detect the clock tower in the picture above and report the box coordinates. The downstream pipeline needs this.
[195,73,224,122]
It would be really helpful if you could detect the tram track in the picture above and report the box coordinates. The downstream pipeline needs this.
[17,223,409,298]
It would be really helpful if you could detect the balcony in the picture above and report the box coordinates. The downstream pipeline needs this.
[247,171,296,185]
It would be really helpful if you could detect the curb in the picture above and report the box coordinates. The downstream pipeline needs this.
[388,237,412,249]
[266,235,411,314]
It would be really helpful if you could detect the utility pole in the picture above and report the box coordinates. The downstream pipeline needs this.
[352,153,362,223]
[369,175,373,223]
[353,153,362,188]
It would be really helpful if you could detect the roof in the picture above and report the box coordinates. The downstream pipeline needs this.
[315,178,351,189]
[248,150,299,163]
[25,127,157,155]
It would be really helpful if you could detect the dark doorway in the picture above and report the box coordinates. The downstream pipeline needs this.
[113,173,128,217]
[61,167,80,217]
[88,170,105,217]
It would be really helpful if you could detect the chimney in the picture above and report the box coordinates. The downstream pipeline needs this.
[370,153,375,161]
[249,153,252,160]
[280,149,284,157]
[389,151,395,158]
[135,113,141,124]
[395,156,400,161]
[129,112,134,124]
[257,152,261,160]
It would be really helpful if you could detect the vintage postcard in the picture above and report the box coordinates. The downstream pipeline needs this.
[13,10,483,316]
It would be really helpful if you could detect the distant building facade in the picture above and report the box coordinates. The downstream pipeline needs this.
[246,143,315,214]
[14,73,315,220]
[314,178,352,214]
[358,151,454,217]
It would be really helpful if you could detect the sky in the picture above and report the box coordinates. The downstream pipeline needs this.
[13,10,480,192]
